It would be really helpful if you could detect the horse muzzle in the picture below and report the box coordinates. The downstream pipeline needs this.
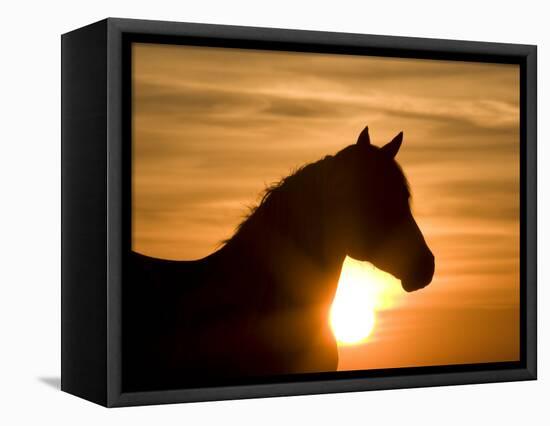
[401,252,435,292]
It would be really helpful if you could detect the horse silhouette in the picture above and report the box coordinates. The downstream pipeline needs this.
[123,126,435,391]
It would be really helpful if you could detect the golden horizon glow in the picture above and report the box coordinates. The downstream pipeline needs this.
[330,257,403,345]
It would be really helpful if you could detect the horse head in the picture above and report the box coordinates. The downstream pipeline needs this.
[327,126,434,292]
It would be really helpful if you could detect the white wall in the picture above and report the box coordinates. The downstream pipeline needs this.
[0,1,546,424]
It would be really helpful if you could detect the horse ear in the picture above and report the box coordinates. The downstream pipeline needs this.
[356,126,371,146]
[380,132,403,158]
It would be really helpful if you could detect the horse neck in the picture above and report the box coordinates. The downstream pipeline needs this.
[208,162,346,319]
[226,162,345,274]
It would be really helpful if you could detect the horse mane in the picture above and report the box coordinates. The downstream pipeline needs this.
[223,154,335,245]
[222,143,411,247]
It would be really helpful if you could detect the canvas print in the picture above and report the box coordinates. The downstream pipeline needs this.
[123,43,520,391]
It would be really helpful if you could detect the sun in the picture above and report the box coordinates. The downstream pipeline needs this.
[330,256,402,345]
[330,289,375,345]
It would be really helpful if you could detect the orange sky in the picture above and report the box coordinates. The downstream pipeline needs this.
[131,42,520,370]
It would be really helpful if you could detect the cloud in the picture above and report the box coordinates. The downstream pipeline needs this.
[131,44,521,305]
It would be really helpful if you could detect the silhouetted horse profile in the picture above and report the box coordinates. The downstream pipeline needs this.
[123,127,434,391]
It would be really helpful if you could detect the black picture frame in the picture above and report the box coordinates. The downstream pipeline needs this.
[61,17,537,407]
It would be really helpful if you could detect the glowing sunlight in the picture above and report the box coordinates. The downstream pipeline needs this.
[330,257,403,345]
